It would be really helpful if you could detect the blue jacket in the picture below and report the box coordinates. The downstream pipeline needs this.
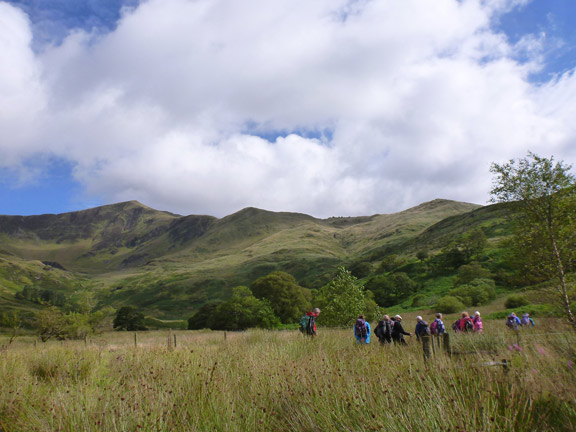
[354,321,371,344]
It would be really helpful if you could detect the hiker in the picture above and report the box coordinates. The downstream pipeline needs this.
[520,313,535,327]
[505,312,522,330]
[430,313,446,336]
[472,311,483,333]
[414,316,431,342]
[354,315,371,344]
[457,312,474,332]
[374,314,393,344]
[300,308,321,336]
[391,315,411,344]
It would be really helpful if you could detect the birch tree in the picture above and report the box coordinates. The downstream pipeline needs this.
[490,152,576,329]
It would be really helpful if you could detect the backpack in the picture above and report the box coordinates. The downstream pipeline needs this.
[452,320,460,331]
[374,321,384,339]
[464,318,474,332]
[506,316,518,330]
[419,322,431,337]
[355,319,368,339]
[430,319,438,335]
[299,315,310,334]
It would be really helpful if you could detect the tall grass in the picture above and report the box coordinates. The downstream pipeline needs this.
[1,320,575,431]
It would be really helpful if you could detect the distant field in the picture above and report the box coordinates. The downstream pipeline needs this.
[1,320,575,431]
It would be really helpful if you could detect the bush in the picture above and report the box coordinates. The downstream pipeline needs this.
[449,278,496,306]
[504,294,530,309]
[411,294,426,308]
[436,296,465,314]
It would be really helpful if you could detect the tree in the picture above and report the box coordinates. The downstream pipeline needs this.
[455,262,492,285]
[349,261,373,279]
[251,271,309,324]
[460,228,488,261]
[113,306,147,331]
[0,310,22,345]
[490,152,576,328]
[35,307,67,342]
[316,267,365,327]
[188,303,221,330]
[366,272,418,307]
[211,286,280,330]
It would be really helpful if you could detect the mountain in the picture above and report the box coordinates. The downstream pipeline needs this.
[0,199,489,318]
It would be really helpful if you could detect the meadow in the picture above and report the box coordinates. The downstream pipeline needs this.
[1,319,575,432]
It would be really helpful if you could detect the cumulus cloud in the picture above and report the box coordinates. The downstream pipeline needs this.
[1,0,576,217]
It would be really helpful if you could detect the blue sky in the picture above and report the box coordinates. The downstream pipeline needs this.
[1,0,576,217]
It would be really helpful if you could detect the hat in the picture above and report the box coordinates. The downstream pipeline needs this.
[416,316,422,321]
[394,315,402,320]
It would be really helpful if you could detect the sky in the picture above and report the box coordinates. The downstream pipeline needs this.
[1,0,576,218]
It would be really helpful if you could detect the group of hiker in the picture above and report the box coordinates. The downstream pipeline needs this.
[506,312,535,330]
[300,308,535,343]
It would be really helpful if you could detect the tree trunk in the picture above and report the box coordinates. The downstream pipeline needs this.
[551,235,576,330]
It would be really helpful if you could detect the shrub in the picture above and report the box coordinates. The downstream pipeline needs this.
[436,296,465,314]
[411,294,426,307]
[449,278,496,306]
[505,294,530,309]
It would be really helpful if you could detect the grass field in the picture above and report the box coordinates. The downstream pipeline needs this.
[1,320,575,431]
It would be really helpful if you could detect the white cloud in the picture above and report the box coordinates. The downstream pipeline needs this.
[1,0,576,217]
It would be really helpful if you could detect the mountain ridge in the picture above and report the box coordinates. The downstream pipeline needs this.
[0,198,487,318]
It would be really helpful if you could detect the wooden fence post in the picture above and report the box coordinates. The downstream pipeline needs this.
[134,332,137,348]
[174,334,177,348]
[443,332,451,356]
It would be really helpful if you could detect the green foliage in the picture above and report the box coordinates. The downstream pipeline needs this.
[431,229,488,274]
[491,152,576,327]
[316,267,365,327]
[34,307,67,342]
[455,262,492,286]
[362,289,380,322]
[251,271,309,324]
[378,254,406,273]
[348,261,373,279]
[416,250,429,261]
[449,278,496,306]
[411,294,426,307]
[113,306,147,331]
[63,312,94,339]
[504,294,530,309]
[366,272,418,307]
[210,286,281,330]
[436,295,465,314]
[188,303,221,330]
[15,286,67,307]
[0,310,23,344]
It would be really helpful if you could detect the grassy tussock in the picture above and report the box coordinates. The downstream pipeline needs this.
[1,321,575,431]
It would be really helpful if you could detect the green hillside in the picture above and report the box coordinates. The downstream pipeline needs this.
[0,198,512,319]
